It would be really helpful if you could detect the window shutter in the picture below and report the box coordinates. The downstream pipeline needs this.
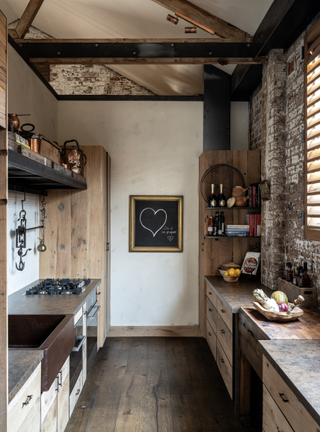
[305,20,320,240]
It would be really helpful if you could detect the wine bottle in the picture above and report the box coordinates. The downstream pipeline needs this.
[221,211,225,236]
[218,212,222,236]
[208,184,217,207]
[207,216,213,236]
[218,184,226,207]
[213,211,219,236]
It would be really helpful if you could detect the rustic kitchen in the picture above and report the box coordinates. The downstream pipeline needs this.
[1,1,320,431]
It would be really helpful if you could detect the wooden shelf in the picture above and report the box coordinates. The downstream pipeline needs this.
[8,148,87,194]
[205,207,261,211]
[205,235,261,239]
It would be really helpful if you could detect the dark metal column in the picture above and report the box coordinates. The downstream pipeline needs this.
[204,65,230,150]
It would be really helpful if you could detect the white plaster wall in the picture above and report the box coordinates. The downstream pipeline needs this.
[57,101,203,326]
[8,45,58,140]
[7,45,58,294]
[7,192,40,295]
[230,102,249,150]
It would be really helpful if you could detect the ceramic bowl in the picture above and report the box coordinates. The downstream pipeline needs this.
[222,275,240,283]
[219,269,227,276]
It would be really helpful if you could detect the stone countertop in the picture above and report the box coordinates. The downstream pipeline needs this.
[259,339,320,425]
[205,275,274,313]
[8,279,101,316]
[8,278,101,401]
[9,350,43,404]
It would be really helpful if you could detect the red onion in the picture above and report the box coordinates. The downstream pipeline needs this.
[278,303,289,312]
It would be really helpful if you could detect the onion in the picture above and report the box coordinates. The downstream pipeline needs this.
[278,303,289,312]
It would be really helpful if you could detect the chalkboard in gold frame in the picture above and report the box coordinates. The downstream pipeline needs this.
[129,195,183,252]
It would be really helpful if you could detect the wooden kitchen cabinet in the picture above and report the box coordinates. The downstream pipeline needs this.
[205,283,234,399]
[40,357,70,432]
[8,363,41,432]
[262,355,320,432]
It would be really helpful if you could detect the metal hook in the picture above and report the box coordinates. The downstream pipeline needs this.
[15,247,32,271]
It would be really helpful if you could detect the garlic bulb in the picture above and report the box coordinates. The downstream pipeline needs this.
[253,289,279,312]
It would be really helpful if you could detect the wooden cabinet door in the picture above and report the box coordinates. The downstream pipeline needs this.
[57,357,70,432]
[41,376,58,432]
[8,364,41,432]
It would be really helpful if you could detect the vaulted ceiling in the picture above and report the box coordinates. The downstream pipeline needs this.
[0,0,274,95]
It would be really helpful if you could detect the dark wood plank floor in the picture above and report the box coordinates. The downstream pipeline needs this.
[66,337,259,432]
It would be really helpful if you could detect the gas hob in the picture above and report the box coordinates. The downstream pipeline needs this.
[26,278,91,296]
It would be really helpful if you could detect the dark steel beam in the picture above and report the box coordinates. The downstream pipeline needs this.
[18,41,261,59]
[231,0,320,100]
[57,95,204,101]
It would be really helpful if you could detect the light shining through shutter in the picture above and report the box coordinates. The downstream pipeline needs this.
[307,55,320,227]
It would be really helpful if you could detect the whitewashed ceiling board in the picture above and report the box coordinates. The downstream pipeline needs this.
[0,0,274,95]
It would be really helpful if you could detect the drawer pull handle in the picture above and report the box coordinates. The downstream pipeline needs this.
[221,358,225,364]
[22,395,33,407]
[220,329,225,334]
[208,332,212,336]
[279,393,289,403]
[221,309,226,313]
[248,329,253,337]
[76,389,81,396]
[209,292,212,295]
[209,308,212,312]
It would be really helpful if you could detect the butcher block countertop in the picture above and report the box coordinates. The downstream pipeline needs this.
[205,275,274,312]
[240,306,320,340]
[8,278,101,401]
[260,340,320,425]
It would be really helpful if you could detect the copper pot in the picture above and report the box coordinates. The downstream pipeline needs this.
[60,139,87,175]
[29,135,41,153]
[8,114,30,132]
[234,196,250,207]
[232,186,248,198]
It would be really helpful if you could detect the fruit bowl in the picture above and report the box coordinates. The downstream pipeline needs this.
[223,275,240,283]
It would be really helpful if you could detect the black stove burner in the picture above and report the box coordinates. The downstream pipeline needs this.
[26,278,91,296]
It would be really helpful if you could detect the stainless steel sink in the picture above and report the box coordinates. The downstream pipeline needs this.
[9,314,75,391]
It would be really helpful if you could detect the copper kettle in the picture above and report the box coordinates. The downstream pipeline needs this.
[8,114,30,132]
[60,140,87,175]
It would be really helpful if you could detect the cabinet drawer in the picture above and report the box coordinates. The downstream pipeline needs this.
[239,313,263,378]
[206,283,218,309]
[206,296,218,335]
[217,297,233,332]
[206,319,216,361]
[217,341,233,400]
[263,385,293,432]
[70,370,83,416]
[217,315,233,366]
[263,356,319,432]
[8,363,41,432]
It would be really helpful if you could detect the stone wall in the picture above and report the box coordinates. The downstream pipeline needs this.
[250,33,320,301]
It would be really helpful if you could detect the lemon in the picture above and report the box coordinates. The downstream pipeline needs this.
[224,271,229,276]
[235,269,241,276]
[228,268,236,276]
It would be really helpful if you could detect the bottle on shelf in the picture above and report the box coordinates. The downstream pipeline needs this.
[207,216,213,236]
[302,262,310,287]
[293,266,298,286]
[220,211,225,236]
[218,184,226,207]
[218,212,222,236]
[208,184,218,208]
[285,262,293,282]
[297,266,304,287]
[213,211,219,236]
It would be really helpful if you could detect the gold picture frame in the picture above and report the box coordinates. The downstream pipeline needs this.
[129,195,183,252]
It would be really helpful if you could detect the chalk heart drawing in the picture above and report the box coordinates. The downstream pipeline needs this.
[139,208,167,238]
[167,236,174,241]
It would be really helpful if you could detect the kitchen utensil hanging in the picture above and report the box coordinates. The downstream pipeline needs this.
[15,191,47,271]
[60,139,87,175]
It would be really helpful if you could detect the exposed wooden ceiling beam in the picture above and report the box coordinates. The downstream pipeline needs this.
[30,57,266,65]
[12,0,45,39]
[151,0,251,40]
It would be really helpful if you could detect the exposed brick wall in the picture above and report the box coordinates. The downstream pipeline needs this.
[50,64,154,96]
[250,33,320,303]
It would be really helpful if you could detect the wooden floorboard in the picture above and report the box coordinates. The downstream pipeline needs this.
[66,337,260,432]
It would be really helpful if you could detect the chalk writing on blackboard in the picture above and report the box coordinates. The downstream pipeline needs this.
[160,225,177,242]
[139,207,167,237]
